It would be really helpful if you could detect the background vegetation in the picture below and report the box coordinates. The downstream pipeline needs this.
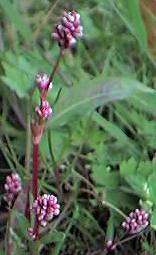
[1,0,156,254]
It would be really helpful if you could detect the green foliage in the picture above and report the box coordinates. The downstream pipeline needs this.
[0,0,33,42]
[1,53,34,97]
[150,207,156,230]
[91,164,120,187]
[115,0,148,52]
[40,230,65,244]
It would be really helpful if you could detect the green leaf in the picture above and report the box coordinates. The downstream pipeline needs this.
[40,230,65,244]
[107,189,135,209]
[148,172,156,204]
[0,0,33,42]
[120,158,137,176]
[114,0,147,51]
[132,92,156,118]
[124,175,147,197]
[120,158,155,179]
[151,207,156,230]
[11,211,29,239]
[120,158,149,197]
[48,77,153,128]
[91,165,120,188]
[137,161,154,177]
[80,10,99,39]
[106,215,115,240]
[40,130,72,162]
[93,112,128,145]
[1,52,37,97]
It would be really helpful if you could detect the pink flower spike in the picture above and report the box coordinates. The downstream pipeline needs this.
[32,193,60,228]
[52,10,83,49]
[35,100,52,119]
[4,172,21,205]
[122,208,149,234]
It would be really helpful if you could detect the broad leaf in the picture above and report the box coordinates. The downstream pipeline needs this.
[48,77,153,128]
[91,164,120,188]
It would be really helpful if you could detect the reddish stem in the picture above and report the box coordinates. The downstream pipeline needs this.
[42,48,64,100]
[33,143,39,200]
[32,143,39,239]
[48,47,64,88]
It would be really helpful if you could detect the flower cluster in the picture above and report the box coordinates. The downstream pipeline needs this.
[35,71,53,120]
[33,194,60,227]
[4,173,21,205]
[35,100,52,119]
[35,73,52,120]
[52,10,83,48]
[122,208,149,234]
[36,73,53,90]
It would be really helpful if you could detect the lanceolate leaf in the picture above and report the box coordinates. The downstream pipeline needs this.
[48,77,153,128]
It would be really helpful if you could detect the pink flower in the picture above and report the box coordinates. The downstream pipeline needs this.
[4,173,21,205]
[35,100,52,119]
[33,194,60,227]
[52,10,83,48]
[36,73,53,90]
[122,208,148,234]
[105,240,116,252]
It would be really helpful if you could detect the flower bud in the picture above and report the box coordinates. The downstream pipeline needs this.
[105,240,116,251]
[35,100,52,119]
[36,73,53,90]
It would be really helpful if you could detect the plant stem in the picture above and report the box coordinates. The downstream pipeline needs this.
[102,200,127,219]
[24,100,31,220]
[25,100,31,173]
[32,143,39,200]
[32,143,39,239]
[48,48,64,89]
[5,209,12,255]
[30,47,64,240]
[115,231,143,247]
